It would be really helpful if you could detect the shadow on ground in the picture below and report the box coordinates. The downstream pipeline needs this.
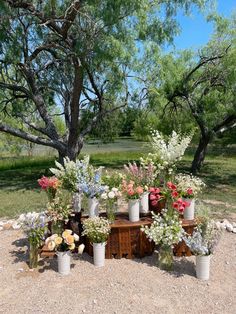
[134,254,196,278]
[10,237,28,264]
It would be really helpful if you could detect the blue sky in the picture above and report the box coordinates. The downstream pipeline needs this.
[172,0,236,50]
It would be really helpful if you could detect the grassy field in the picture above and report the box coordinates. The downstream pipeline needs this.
[0,139,235,218]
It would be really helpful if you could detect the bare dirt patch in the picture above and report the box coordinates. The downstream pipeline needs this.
[0,230,235,314]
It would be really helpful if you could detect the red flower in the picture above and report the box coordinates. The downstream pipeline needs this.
[167,181,177,190]
[38,176,60,190]
[171,191,179,198]
[187,188,193,195]
[183,201,190,207]
[172,202,179,209]
[151,200,158,206]
[38,176,50,190]
[150,194,157,201]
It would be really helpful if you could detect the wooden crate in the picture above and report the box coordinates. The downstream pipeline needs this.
[84,213,155,259]
[40,212,197,258]
[173,219,197,256]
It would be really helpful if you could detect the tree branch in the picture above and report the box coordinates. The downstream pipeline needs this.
[185,46,231,83]
[213,114,236,134]
[5,0,62,36]
[0,82,31,98]
[61,1,82,37]
[0,121,65,151]
[81,103,126,137]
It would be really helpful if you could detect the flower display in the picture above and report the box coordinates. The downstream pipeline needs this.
[149,181,189,213]
[101,187,121,201]
[183,219,221,255]
[124,161,156,188]
[77,156,105,198]
[46,196,72,223]
[45,229,84,253]
[18,212,48,246]
[101,187,122,222]
[175,173,206,199]
[38,176,60,201]
[141,209,184,247]
[82,217,111,243]
[50,157,79,192]
[122,180,144,200]
[141,130,192,179]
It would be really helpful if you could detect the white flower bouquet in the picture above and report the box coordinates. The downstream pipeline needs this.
[141,130,192,177]
[101,187,121,202]
[141,209,184,247]
[175,173,206,198]
[183,219,221,256]
[101,187,122,222]
[82,217,111,243]
[50,157,79,192]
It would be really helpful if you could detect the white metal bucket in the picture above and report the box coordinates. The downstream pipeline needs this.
[128,199,140,222]
[93,242,106,267]
[196,255,211,280]
[183,198,195,220]
[88,197,99,217]
[140,192,149,213]
[57,251,71,275]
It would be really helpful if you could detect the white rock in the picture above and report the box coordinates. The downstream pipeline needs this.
[226,224,233,232]
[232,222,236,228]
[0,227,3,231]
[12,222,21,230]
[0,221,4,226]
[216,221,222,230]
[219,223,226,231]
[222,219,229,225]
[233,228,236,234]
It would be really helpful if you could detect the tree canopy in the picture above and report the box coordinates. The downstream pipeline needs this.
[0,0,211,160]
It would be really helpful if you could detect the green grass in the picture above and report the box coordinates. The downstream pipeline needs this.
[0,140,235,218]
[0,156,55,171]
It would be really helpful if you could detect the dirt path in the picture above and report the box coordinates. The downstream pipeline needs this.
[0,230,235,314]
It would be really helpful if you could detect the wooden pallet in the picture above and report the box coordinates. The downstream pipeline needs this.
[84,213,155,259]
[40,212,197,259]
[173,219,197,256]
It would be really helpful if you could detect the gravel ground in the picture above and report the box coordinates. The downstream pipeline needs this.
[0,230,235,314]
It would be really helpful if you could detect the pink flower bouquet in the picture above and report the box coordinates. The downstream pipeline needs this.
[122,180,144,200]
[38,176,60,201]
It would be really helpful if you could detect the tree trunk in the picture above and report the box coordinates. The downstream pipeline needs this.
[58,151,66,165]
[191,134,211,174]
[58,137,84,164]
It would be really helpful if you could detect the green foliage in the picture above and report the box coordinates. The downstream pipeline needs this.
[0,0,211,157]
